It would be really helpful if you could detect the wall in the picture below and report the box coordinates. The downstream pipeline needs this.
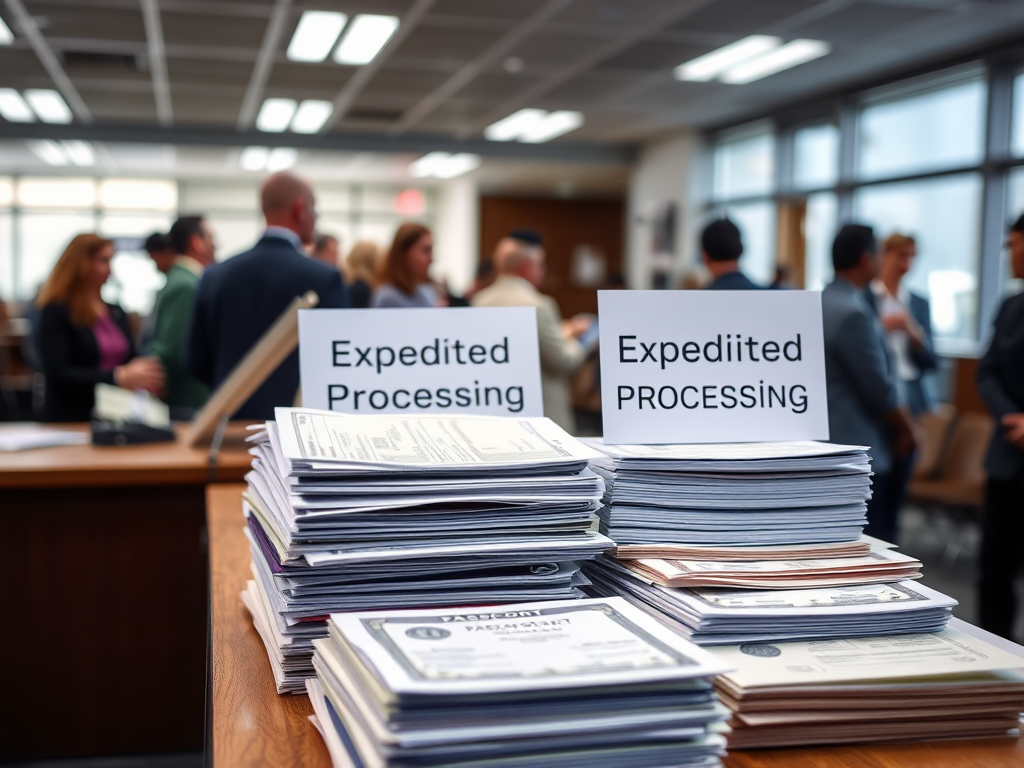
[433,176,478,296]
[625,132,705,289]
[478,195,625,317]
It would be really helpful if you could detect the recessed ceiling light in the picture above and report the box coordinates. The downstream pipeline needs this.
[0,88,34,122]
[287,11,347,63]
[62,140,95,166]
[256,98,297,132]
[25,89,73,123]
[485,109,546,142]
[334,14,399,65]
[266,147,298,172]
[26,139,69,166]
[720,39,830,84]
[520,110,583,143]
[0,15,14,45]
[408,152,480,179]
[290,100,333,133]
[485,109,583,143]
[674,35,780,82]
[240,146,269,171]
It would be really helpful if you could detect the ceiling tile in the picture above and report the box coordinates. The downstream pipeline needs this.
[793,2,946,44]
[162,10,268,48]
[670,0,819,34]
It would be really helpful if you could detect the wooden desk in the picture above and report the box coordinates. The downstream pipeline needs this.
[0,426,254,763]
[206,485,1024,768]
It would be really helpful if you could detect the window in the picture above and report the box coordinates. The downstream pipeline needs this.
[793,124,839,190]
[713,129,774,200]
[17,178,96,208]
[1011,71,1024,158]
[857,75,986,180]
[17,212,97,298]
[99,179,177,211]
[854,174,983,344]
[802,192,838,291]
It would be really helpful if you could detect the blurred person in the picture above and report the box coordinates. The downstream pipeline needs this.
[770,265,793,290]
[822,224,915,544]
[186,171,349,419]
[312,233,340,269]
[343,240,380,309]
[701,218,763,290]
[148,216,216,413]
[36,234,164,421]
[976,213,1024,641]
[371,223,439,308]
[145,231,176,275]
[678,268,708,290]
[463,259,496,302]
[472,233,590,433]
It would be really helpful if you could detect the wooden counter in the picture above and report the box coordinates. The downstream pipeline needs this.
[204,484,1024,768]
[0,425,254,763]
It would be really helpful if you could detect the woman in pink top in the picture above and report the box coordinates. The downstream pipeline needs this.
[36,234,164,421]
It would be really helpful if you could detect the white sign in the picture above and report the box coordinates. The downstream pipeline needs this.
[598,290,829,444]
[298,307,543,416]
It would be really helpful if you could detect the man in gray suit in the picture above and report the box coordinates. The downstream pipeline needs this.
[822,224,915,544]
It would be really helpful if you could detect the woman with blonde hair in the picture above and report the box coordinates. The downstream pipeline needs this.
[344,240,380,309]
[37,233,164,421]
[370,223,439,308]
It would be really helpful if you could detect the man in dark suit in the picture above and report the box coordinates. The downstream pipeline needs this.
[701,218,763,290]
[186,171,349,419]
[821,224,915,544]
[976,213,1024,641]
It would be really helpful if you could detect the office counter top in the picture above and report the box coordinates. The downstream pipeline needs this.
[0,422,255,488]
[204,484,1024,768]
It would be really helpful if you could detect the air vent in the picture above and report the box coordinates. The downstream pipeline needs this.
[62,51,144,71]
[345,109,402,122]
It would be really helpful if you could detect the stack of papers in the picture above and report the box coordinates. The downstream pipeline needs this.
[618,542,922,589]
[583,439,872,546]
[585,559,955,645]
[241,408,613,693]
[711,618,1024,748]
[0,423,89,451]
[307,597,732,768]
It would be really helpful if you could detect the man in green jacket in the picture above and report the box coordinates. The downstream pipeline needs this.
[149,216,216,412]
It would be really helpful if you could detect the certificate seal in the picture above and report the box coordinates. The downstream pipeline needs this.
[739,643,781,658]
[405,627,451,640]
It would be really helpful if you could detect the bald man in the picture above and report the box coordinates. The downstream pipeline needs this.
[185,171,349,419]
[472,235,590,433]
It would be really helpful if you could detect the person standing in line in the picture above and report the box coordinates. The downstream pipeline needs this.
[701,218,764,290]
[311,233,340,269]
[976,213,1024,642]
[148,216,216,414]
[36,234,164,421]
[144,231,176,276]
[821,224,916,544]
[371,223,440,308]
[186,172,349,419]
[343,240,380,309]
[472,233,590,433]
[867,232,939,522]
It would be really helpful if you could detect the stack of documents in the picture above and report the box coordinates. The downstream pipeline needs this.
[583,440,872,546]
[711,618,1024,748]
[617,540,922,589]
[242,408,613,693]
[307,597,732,768]
[585,559,955,645]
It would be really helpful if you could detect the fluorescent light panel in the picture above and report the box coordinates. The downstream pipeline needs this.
[0,15,13,45]
[287,11,347,62]
[720,39,830,84]
[266,147,298,171]
[25,89,72,123]
[290,100,333,133]
[675,36,781,82]
[256,98,297,132]
[26,139,69,166]
[0,88,34,123]
[334,14,399,65]
[409,152,479,179]
[62,140,95,166]
[240,146,269,171]
[484,108,584,143]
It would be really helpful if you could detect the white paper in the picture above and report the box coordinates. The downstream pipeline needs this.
[299,307,543,417]
[597,290,829,444]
